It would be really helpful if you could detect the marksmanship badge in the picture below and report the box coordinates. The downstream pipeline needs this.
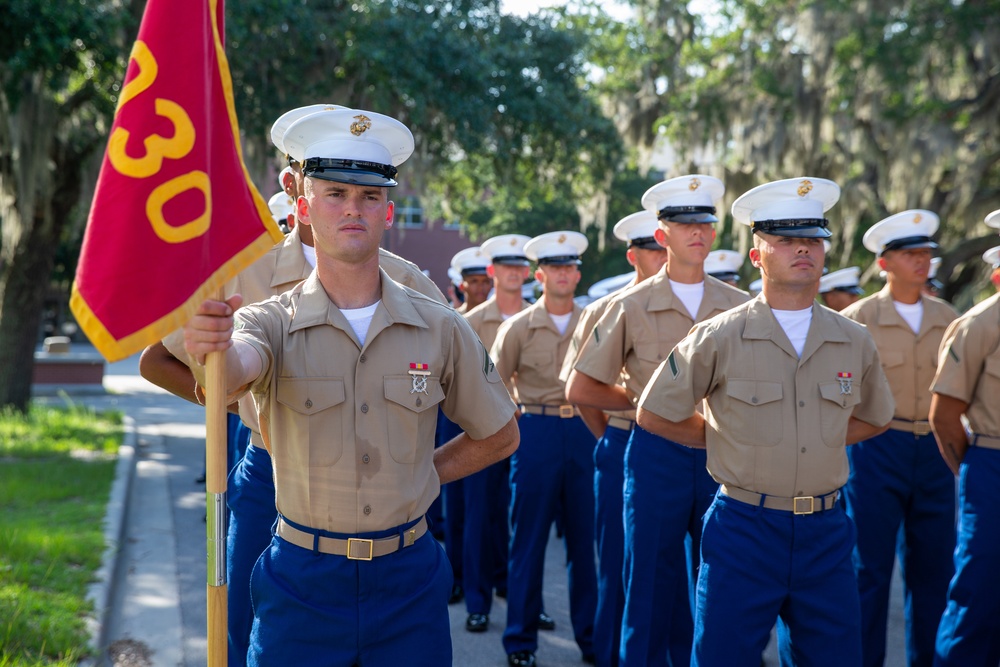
[837,371,853,395]
[409,363,430,394]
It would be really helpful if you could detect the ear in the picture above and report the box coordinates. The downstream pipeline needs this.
[296,196,311,227]
[285,213,296,230]
[748,247,761,268]
[710,227,717,241]
[877,256,887,271]
[487,265,497,278]
[534,268,545,283]
[281,171,296,194]
[654,227,668,247]
[625,247,638,268]
[384,201,395,229]
[992,267,1000,288]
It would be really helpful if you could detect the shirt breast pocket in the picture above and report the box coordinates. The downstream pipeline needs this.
[818,381,862,447]
[879,349,906,384]
[384,375,446,464]
[724,379,783,446]
[275,377,347,466]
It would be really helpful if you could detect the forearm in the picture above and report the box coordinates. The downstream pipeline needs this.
[577,405,609,439]
[189,340,261,401]
[139,342,202,405]
[844,417,889,446]
[635,407,706,448]
[435,416,519,485]
[930,394,971,475]
[566,370,633,412]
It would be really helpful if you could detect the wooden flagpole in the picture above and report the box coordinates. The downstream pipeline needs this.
[205,300,228,666]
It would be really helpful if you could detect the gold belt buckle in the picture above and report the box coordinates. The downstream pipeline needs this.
[558,404,575,419]
[914,421,931,437]
[347,538,374,560]
[793,496,815,515]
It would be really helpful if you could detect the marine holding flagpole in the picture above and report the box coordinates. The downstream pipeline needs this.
[182,108,519,666]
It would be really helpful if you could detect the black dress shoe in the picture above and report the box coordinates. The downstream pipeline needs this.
[495,587,507,600]
[538,611,556,631]
[582,653,596,664]
[507,650,536,667]
[448,583,464,604]
[465,613,489,632]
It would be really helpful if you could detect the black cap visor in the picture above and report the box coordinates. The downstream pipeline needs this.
[752,219,832,239]
[657,205,718,224]
[460,267,490,277]
[629,237,663,250]
[880,235,938,254]
[834,285,865,296]
[538,255,582,266]
[303,157,398,187]
[708,271,739,282]
[491,255,531,267]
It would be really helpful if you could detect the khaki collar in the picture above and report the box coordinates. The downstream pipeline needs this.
[743,296,851,361]
[288,268,429,340]
[270,225,313,289]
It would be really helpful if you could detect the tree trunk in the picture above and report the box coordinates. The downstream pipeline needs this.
[0,209,60,412]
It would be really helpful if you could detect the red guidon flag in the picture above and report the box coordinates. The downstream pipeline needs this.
[70,0,283,362]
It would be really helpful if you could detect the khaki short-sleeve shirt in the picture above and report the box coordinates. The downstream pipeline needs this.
[559,285,637,420]
[841,286,957,421]
[232,270,516,534]
[574,268,749,405]
[932,292,1000,437]
[639,297,895,497]
[164,229,446,447]
[491,296,581,406]
[464,297,531,352]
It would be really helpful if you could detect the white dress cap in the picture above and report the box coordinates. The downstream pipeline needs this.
[641,175,724,223]
[985,209,1000,231]
[480,234,532,266]
[451,247,490,277]
[270,104,348,154]
[282,108,414,187]
[983,246,1000,268]
[732,177,839,238]
[524,231,588,265]
[818,266,863,295]
[587,272,634,299]
[704,249,744,281]
[862,209,939,255]
[613,210,661,248]
[748,278,763,296]
[447,266,463,288]
[267,191,295,223]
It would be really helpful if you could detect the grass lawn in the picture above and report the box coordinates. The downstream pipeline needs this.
[0,402,122,667]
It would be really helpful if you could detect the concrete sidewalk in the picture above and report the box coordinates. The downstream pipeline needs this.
[51,350,907,666]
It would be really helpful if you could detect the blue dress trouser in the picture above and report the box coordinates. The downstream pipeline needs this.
[843,428,956,667]
[934,446,1000,666]
[593,424,630,667]
[226,443,275,667]
[248,521,452,666]
[620,425,715,667]
[697,492,862,667]
[462,458,509,615]
[437,409,464,584]
[503,413,597,657]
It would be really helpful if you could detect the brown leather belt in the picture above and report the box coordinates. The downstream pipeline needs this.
[520,404,579,419]
[607,416,635,431]
[720,484,839,515]
[973,433,1000,450]
[276,516,427,560]
[889,418,932,437]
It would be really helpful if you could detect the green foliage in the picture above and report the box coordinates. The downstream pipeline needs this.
[0,0,127,110]
[0,405,121,665]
